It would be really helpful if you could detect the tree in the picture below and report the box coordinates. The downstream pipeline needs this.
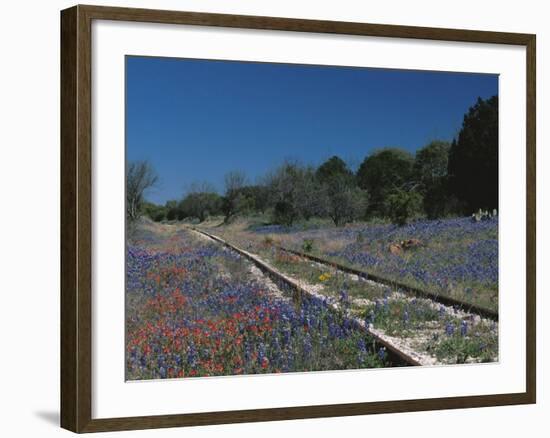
[421,178,463,219]
[325,175,368,226]
[126,160,158,222]
[295,169,327,220]
[239,185,270,214]
[413,141,455,218]
[448,96,499,213]
[179,182,222,222]
[266,161,320,225]
[316,156,354,183]
[315,157,365,225]
[142,202,167,222]
[164,200,179,221]
[385,188,423,226]
[221,171,247,223]
[356,148,414,216]
[414,141,450,188]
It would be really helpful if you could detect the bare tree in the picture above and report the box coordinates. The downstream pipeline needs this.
[224,171,246,194]
[126,160,158,221]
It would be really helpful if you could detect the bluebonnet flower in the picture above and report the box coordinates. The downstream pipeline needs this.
[126,226,394,380]
[303,334,313,357]
[445,322,455,336]
[282,326,292,346]
[257,342,266,366]
[187,344,197,366]
[364,310,374,328]
[460,320,468,337]
[339,289,349,304]
[357,339,367,364]
[324,217,498,303]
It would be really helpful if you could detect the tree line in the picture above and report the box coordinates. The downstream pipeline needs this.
[129,95,498,227]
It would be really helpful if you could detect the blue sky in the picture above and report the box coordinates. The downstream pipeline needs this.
[126,56,498,204]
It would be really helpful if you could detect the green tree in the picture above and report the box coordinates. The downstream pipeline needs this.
[324,175,368,226]
[315,156,365,225]
[267,161,321,225]
[448,96,499,213]
[237,185,270,214]
[413,141,456,218]
[142,202,167,222]
[179,182,222,222]
[316,156,354,183]
[164,200,179,221]
[385,189,423,226]
[356,148,414,217]
[414,141,450,187]
[221,171,247,223]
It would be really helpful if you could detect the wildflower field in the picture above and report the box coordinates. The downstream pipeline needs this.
[124,57,501,380]
[202,215,499,365]
[126,222,391,381]
[219,216,499,312]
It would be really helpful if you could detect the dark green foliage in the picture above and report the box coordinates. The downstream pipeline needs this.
[414,141,456,219]
[422,178,464,219]
[221,185,267,224]
[315,156,366,226]
[221,192,253,223]
[273,200,296,226]
[448,96,498,213]
[158,96,496,225]
[268,161,320,225]
[324,174,368,226]
[179,191,222,222]
[384,189,423,226]
[414,141,450,187]
[222,171,247,223]
[302,239,314,252]
[239,185,270,213]
[164,200,179,221]
[356,148,414,217]
[142,202,167,222]
[316,156,354,183]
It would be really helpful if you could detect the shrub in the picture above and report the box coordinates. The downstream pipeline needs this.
[273,200,297,226]
[302,239,314,252]
[385,189,423,226]
[356,148,414,217]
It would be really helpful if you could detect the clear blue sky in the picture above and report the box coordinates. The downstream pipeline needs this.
[126,56,498,204]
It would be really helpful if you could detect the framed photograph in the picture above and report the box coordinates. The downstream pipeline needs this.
[60,4,536,433]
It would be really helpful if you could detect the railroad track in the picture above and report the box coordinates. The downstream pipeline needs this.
[191,227,427,367]
[276,246,498,322]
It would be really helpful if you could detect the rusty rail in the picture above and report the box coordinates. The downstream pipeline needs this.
[275,246,498,321]
[191,227,424,367]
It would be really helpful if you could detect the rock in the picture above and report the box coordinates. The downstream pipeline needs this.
[389,239,423,254]
[389,243,403,255]
[401,238,423,249]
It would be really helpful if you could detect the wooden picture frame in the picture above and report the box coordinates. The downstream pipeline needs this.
[61,4,536,433]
